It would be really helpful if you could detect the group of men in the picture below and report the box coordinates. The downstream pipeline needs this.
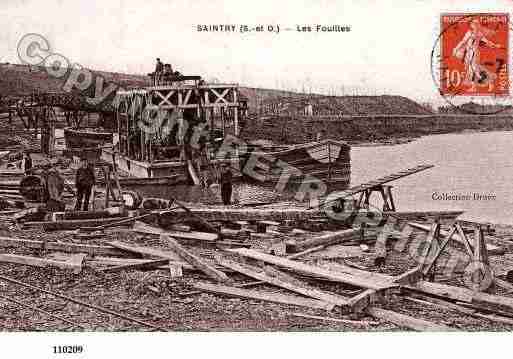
[73,158,234,209]
[154,58,176,85]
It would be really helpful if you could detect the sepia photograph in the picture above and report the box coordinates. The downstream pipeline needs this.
[1,0,513,357]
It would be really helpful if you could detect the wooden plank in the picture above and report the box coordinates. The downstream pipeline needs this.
[315,260,513,316]
[0,253,78,271]
[216,256,348,306]
[0,236,124,256]
[422,226,456,275]
[287,312,378,326]
[291,228,361,253]
[471,291,513,315]
[100,259,171,273]
[286,245,326,259]
[408,281,474,302]
[366,307,455,331]
[86,256,193,270]
[160,207,326,223]
[416,223,438,269]
[318,164,434,207]
[193,282,335,310]
[84,213,155,231]
[23,217,130,231]
[164,235,230,283]
[405,295,513,325]
[106,241,183,262]
[229,248,395,290]
[132,221,219,242]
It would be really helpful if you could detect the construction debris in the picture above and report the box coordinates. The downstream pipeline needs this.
[0,159,512,332]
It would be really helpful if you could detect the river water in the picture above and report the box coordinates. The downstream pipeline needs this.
[351,131,513,225]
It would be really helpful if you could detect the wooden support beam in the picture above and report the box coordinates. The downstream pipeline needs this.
[348,266,422,312]
[405,295,513,325]
[0,236,123,256]
[455,223,474,256]
[216,255,348,307]
[160,207,326,223]
[193,282,335,311]
[164,235,230,283]
[229,248,395,290]
[422,226,456,275]
[0,253,79,271]
[366,307,455,331]
[408,222,504,255]
[417,222,439,269]
[132,221,219,242]
[107,241,183,262]
[286,245,326,260]
[287,312,378,326]
[86,257,193,270]
[84,213,155,232]
[290,228,361,253]
[23,216,131,231]
[100,259,171,273]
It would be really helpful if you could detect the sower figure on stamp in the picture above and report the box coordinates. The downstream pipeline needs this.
[75,159,95,211]
[452,18,503,92]
[220,163,233,206]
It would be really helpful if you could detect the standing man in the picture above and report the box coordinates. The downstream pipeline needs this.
[155,58,164,85]
[220,163,233,206]
[75,159,95,211]
[22,152,32,173]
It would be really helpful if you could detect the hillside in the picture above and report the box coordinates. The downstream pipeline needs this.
[1,63,431,116]
[254,94,433,116]
[0,63,147,98]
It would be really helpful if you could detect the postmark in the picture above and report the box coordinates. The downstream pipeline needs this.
[431,13,512,114]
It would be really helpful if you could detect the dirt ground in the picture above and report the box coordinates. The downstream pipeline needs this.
[2,222,513,332]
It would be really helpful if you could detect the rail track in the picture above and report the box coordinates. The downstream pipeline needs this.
[0,274,165,331]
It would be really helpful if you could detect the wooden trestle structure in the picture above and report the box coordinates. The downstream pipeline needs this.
[111,76,247,179]
[318,164,435,211]
[0,92,115,154]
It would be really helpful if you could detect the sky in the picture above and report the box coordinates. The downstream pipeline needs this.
[1,0,512,104]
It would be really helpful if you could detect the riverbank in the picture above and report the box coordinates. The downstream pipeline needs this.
[240,114,513,145]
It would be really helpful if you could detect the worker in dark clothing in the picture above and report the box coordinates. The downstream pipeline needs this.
[75,159,95,211]
[22,152,32,173]
[155,58,164,85]
[220,163,233,206]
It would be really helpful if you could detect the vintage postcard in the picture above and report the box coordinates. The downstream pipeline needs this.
[0,1,512,358]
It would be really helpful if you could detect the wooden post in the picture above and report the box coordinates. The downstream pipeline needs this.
[233,89,239,137]
[385,186,396,211]
[103,166,110,208]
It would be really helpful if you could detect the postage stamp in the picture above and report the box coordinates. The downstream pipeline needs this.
[440,13,509,97]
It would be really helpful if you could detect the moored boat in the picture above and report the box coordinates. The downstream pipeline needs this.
[64,127,113,149]
[242,139,351,191]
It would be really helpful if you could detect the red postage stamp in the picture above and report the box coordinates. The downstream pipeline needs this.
[440,13,509,96]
